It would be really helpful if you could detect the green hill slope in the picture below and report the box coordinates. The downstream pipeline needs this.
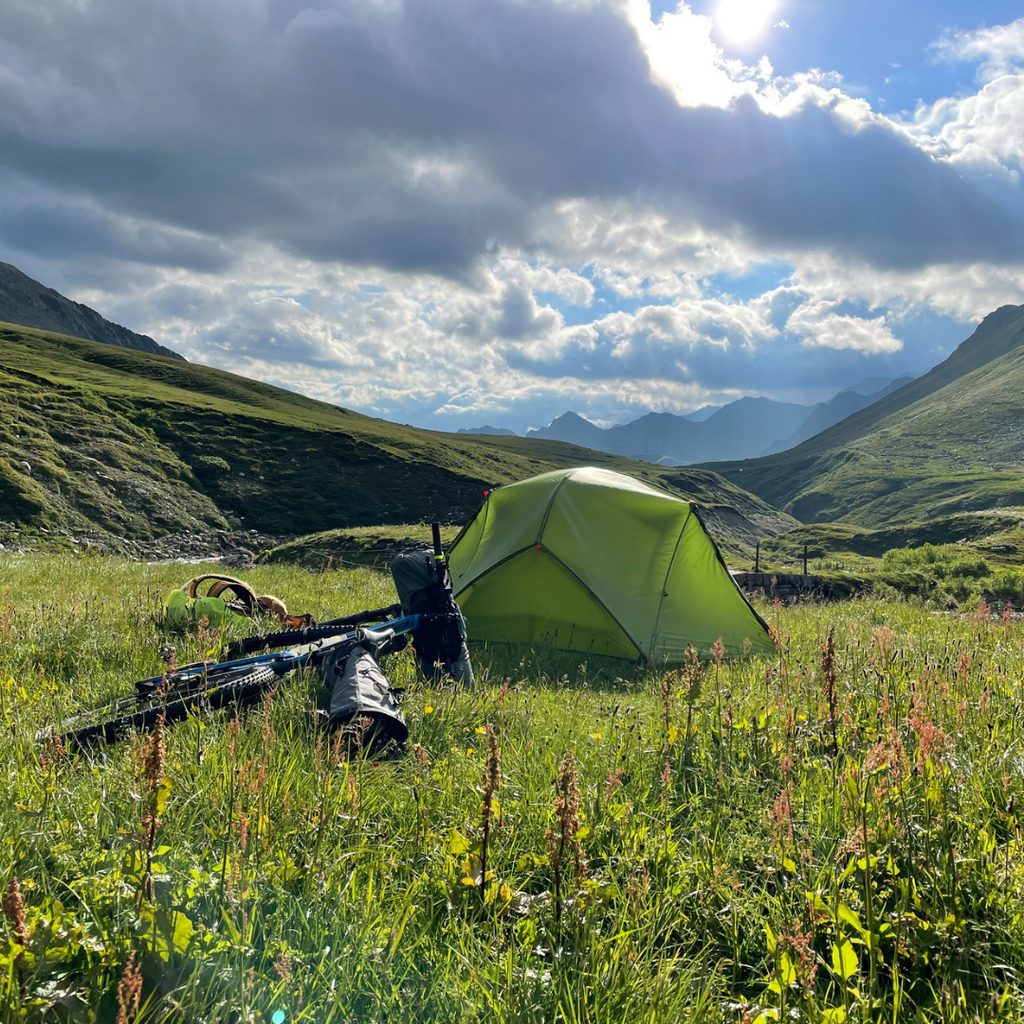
[701,305,1024,526]
[0,322,792,550]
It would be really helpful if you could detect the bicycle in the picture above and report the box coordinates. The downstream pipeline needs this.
[47,619,415,749]
[44,524,471,749]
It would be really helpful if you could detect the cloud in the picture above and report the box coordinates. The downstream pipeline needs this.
[0,190,231,271]
[2,1,1024,434]
[933,18,1024,82]
[1,0,1023,283]
[786,302,901,353]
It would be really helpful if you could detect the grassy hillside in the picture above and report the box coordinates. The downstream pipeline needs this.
[701,305,1024,526]
[0,323,793,552]
[756,509,1024,569]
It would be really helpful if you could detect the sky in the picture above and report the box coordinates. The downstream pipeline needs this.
[1,1,1024,434]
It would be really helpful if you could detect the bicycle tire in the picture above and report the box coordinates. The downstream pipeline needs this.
[51,663,284,748]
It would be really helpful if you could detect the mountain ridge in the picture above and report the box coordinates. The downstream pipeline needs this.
[0,261,183,360]
[700,305,1024,526]
[526,376,911,465]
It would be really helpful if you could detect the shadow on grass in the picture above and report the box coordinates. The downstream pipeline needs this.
[467,642,657,693]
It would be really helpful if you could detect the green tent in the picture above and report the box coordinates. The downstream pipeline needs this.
[448,467,774,663]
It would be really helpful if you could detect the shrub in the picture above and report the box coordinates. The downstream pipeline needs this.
[192,454,231,482]
[988,569,1024,609]
[881,543,990,579]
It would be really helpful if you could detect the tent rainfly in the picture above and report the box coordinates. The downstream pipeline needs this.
[448,467,775,663]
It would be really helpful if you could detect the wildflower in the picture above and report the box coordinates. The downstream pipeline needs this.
[777,920,818,992]
[820,625,839,755]
[590,732,603,741]
[115,951,143,1024]
[546,749,586,925]
[424,705,434,714]
[711,638,725,666]
[770,783,794,848]
[479,724,502,898]
[2,876,29,947]
[140,714,166,793]
[475,726,486,735]
[273,952,293,983]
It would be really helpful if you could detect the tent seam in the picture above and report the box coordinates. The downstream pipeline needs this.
[649,505,693,658]
[536,469,576,545]
[540,547,648,662]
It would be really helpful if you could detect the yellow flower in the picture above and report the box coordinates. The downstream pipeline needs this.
[590,732,603,741]
[466,747,475,755]
[475,726,486,734]
[424,705,434,714]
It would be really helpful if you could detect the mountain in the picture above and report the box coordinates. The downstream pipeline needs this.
[528,397,812,464]
[683,404,723,422]
[456,425,518,436]
[0,261,183,360]
[700,305,1024,526]
[760,374,915,455]
[0,321,794,554]
[843,375,911,397]
[528,411,609,449]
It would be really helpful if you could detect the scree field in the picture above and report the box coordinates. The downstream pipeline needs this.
[2,555,1024,1023]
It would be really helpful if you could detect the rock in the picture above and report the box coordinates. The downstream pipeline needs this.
[18,461,31,473]
[729,570,864,603]
[227,516,243,528]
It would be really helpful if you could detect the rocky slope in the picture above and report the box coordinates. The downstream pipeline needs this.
[0,261,183,360]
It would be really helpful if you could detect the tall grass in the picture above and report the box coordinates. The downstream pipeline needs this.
[2,554,1024,1021]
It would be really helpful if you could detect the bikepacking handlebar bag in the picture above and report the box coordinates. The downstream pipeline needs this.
[322,642,408,747]
[391,549,474,685]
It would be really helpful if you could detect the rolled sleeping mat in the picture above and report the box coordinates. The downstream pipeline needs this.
[323,643,408,747]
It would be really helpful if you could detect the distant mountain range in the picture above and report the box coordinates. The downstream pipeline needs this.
[456,425,517,436]
[524,375,915,465]
[0,261,183,360]
[701,304,1024,527]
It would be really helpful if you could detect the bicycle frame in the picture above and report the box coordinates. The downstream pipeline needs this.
[139,615,423,696]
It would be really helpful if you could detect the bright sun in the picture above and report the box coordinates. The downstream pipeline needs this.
[715,0,778,47]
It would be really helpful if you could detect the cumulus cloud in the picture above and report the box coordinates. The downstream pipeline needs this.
[908,19,1024,175]
[1,0,1024,432]
[786,302,901,353]
[1,0,1022,278]
[933,18,1024,82]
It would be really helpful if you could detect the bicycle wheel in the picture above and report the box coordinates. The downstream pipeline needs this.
[49,663,284,748]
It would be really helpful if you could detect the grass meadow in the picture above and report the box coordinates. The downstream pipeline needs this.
[2,553,1024,1023]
